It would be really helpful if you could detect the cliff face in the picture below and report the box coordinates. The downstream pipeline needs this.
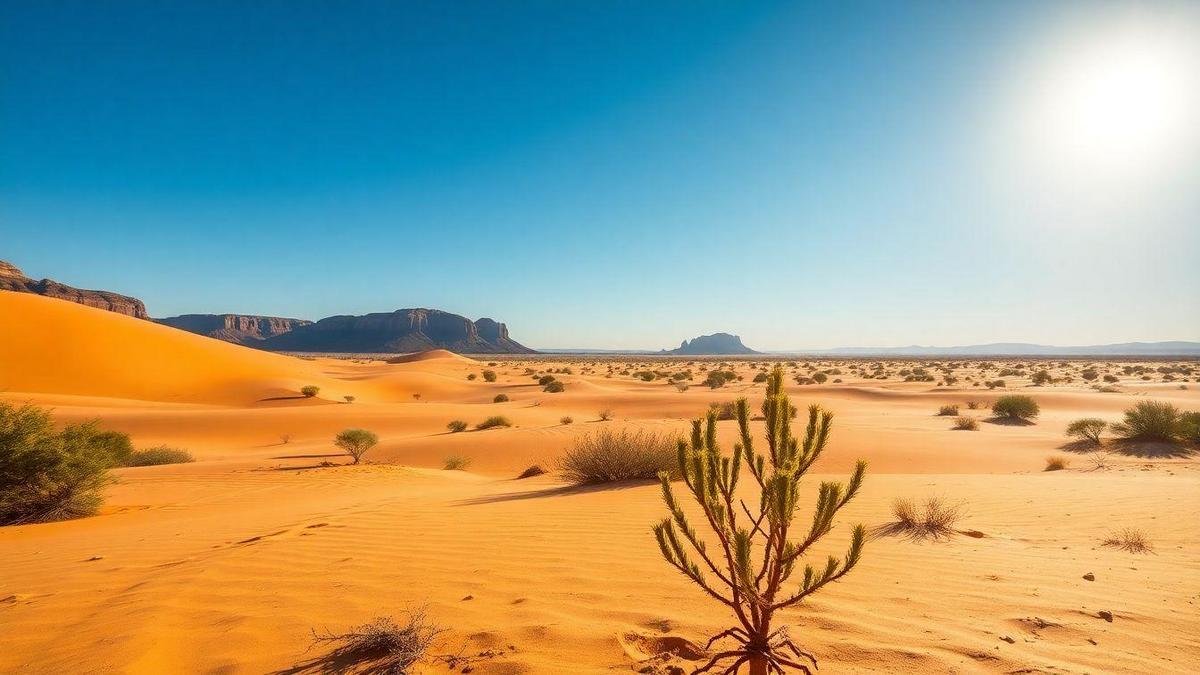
[156,314,313,344]
[258,308,535,354]
[666,333,759,355]
[0,260,149,319]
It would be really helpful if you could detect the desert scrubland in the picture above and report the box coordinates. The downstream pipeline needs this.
[2,291,1198,674]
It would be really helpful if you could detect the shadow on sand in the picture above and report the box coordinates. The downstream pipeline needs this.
[453,479,654,506]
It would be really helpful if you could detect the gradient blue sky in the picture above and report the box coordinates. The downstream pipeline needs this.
[2,1,1197,350]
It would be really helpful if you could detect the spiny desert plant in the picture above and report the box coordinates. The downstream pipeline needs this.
[1,404,118,525]
[1065,418,1107,445]
[446,420,468,433]
[300,385,320,398]
[443,454,471,470]
[653,366,866,674]
[559,429,676,484]
[1044,455,1068,471]
[475,416,512,430]
[952,416,979,431]
[1101,528,1153,553]
[992,395,1039,422]
[334,428,378,464]
[126,446,194,466]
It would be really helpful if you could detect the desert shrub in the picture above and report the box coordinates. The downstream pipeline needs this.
[301,385,320,398]
[1111,401,1186,442]
[126,446,194,466]
[953,416,978,431]
[475,416,512,430]
[1181,412,1200,444]
[708,401,737,420]
[56,425,134,468]
[992,395,1039,421]
[343,395,355,403]
[443,454,471,470]
[874,496,962,540]
[517,465,547,479]
[753,372,768,383]
[446,420,468,433]
[311,609,442,673]
[559,416,574,425]
[1101,528,1152,553]
[493,393,509,403]
[334,428,378,464]
[467,373,477,380]
[1103,374,1118,383]
[965,400,980,410]
[543,381,565,393]
[1080,369,1098,381]
[0,404,114,525]
[598,408,614,421]
[559,429,676,484]
[537,375,556,387]
[1044,455,1068,471]
[1031,370,1052,385]
[985,379,1005,389]
[937,404,959,416]
[812,372,828,384]
[1066,418,1107,445]
[482,370,497,382]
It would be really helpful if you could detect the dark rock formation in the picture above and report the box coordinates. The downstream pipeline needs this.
[258,308,535,354]
[665,333,759,355]
[156,314,313,344]
[0,260,149,319]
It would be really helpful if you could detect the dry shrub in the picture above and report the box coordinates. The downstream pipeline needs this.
[598,408,614,421]
[475,416,511,430]
[953,416,978,431]
[559,428,677,484]
[443,455,471,470]
[1101,528,1153,553]
[126,446,195,466]
[937,404,959,416]
[517,464,547,479]
[311,608,443,673]
[1044,455,1069,471]
[874,496,963,540]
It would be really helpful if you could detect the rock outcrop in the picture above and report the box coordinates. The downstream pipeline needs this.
[665,333,759,355]
[156,314,312,344]
[258,308,535,354]
[0,260,149,319]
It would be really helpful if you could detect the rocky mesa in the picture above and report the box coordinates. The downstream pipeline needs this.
[156,314,313,345]
[257,308,535,354]
[665,332,759,355]
[0,260,148,319]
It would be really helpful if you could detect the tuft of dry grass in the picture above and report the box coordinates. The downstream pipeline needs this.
[309,608,443,673]
[443,455,471,471]
[1101,528,1153,554]
[517,464,547,479]
[559,428,677,484]
[952,416,978,431]
[937,404,959,416]
[1044,455,1069,471]
[873,496,963,541]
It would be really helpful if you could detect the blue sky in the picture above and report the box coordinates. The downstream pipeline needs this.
[2,1,1197,350]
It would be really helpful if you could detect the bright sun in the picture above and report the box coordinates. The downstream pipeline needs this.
[1021,16,1199,178]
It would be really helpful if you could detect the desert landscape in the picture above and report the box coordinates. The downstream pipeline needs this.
[2,290,1198,673]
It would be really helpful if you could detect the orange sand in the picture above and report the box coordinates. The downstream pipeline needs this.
[2,291,1198,673]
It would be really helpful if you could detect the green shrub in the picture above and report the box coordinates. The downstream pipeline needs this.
[482,370,497,382]
[1181,412,1200,443]
[1031,370,1052,385]
[443,454,471,470]
[126,446,195,466]
[476,416,512,430]
[334,428,378,464]
[300,385,320,398]
[493,393,509,403]
[1,403,113,525]
[992,395,1039,421]
[558,428,676,484]
[1065,418,1106,445]
[446,420,468,433]
[1112,401,1188,442]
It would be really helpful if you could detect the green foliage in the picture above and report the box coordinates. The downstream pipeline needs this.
[652,367,866,673]
[1065,418,1107,445]
[126,446,195,466]
[475,416,512,430]
[992,395,1039,421]
[1,403,114,525]
[334,428,378,464]
[559,429,677,484]
[1112,401,1191,442]
[446,420,468,433]
[300,385,320,398]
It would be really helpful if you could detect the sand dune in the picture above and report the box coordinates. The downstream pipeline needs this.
[2,289,1198,673]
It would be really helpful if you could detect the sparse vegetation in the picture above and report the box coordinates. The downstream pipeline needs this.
[1066,418,1107,445]
[1101,528,1153,553]
[953,416,978,431]
[446,420,468,433]
[517,465,547,479]
[559,416,573,425]
[343,395,355,403]
[937,404,959,416]
[300,385,320,398]
[493,393,509,403]
[543,380,565,393]
[1112,400,1190,442]
[874,496,962,540]
[1044,455,1068,471]
[475,416,512,430]
[559,429,676,484]
[443,454,471,470]
[482,370,497,382]
[334,428,378,464]
[992,395,1039,422]
[652,367,866,674]
[126,446,195,466]
[310,609,443,674]
[598,408,614,421]
[1,403,116,525]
